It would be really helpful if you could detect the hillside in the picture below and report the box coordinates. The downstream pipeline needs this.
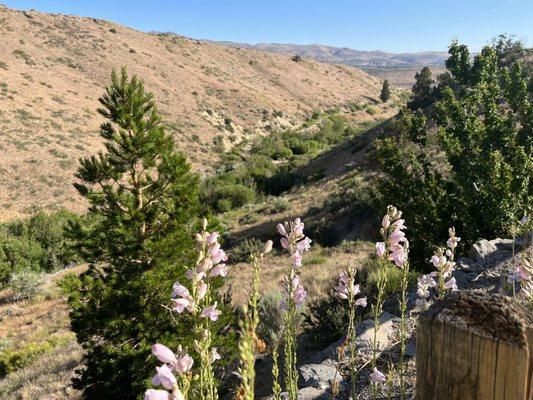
[0,5,395,221]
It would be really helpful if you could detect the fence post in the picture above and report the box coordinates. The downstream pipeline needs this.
[416,290,533,400]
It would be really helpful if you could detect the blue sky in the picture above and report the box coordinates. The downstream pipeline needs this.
[3,0,532,52]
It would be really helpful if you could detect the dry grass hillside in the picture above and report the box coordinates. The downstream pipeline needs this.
[0,5,393,221]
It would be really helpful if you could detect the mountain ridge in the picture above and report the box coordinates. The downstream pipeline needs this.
[205,40,449,67]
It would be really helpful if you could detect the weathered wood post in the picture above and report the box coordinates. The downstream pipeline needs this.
[416,290,533,400]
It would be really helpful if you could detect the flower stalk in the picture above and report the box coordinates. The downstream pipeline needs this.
[146,219,228,400]
[237,240,273,400]
[277,218,311,400]
[334,267,367,396]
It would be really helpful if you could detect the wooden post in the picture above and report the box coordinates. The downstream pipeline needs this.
[416,290,533,400]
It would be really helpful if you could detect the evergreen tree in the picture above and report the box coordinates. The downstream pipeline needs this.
[62,68,205,399]
[408,66,434,109]
[380,79,391,102]
[376,42,532,268]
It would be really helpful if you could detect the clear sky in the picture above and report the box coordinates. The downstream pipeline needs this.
[3,0,532,52]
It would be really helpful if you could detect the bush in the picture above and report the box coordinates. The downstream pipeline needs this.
[0,210,80,287]
[8,270,43,301]
[303,284,349,348]
[230,238,265,263]
[257,291,284,347]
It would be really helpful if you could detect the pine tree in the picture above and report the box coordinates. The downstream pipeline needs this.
[409,66,434,109]
[380,79,391,102]
[61,68,203,399]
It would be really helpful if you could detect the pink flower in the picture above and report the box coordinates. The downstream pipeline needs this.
[172,298,191,313]
[369,367,386,383]
[444,277,457,291]
[355,297,367,307]
[429,255,442,268]
[197,282,207,300]
[280,237,289,249]
[277,223,287,237]
[171,282,189,299]
[174,354,194,373]
[201,303,222,321]
[151,344,177,365]
[381,215,390,229]
[292,251,302,267]
[293,218,304,236]
[353,283,361,296]
[376,242,386,258]
[297,237,312,252]
[389,247,407,267]
[211,347,222,363]
[391,219,406,230]
[389,229,406,244]
[335,284,348,299]
[144,389,170,400]
[211,249,228,264]
[196,258,212,273]
[152,364,177,390]
[291,275,307,307]
[206,231,219,245]
[209,263,228,278]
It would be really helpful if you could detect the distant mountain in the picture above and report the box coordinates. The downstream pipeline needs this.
[212,41,448,68]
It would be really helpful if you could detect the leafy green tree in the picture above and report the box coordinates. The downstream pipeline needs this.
[376,41,532,267]
[61,68,211,399]
[408,66,434,109]
[380,79,391,102]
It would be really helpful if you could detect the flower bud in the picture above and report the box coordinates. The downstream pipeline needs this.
[262,240,273,255]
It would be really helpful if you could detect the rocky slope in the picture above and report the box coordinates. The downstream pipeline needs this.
[0,5,393,221]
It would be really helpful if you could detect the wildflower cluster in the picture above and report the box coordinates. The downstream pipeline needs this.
[376,206,408,267]
[372,206,409,399]
[277,218,311,399]
[145,344,194,400]
[416,228,460,309]
[146,219,228,400]
[335,267,367,396]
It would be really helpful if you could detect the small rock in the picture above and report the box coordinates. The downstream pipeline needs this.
[298,360,344,390]
[469,239,498,264]
[355,311,396,354]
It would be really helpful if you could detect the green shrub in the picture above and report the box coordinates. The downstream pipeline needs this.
[303,284,349,348]
[8,270,43,301]
[0,210,81,287]
[230,238,265,262]
[257,291,284,347]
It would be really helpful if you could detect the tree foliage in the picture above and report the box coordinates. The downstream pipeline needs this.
[61,68,232,399]
[408,66,434,109]
[375,41,532,267]
[380,79,391,102]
